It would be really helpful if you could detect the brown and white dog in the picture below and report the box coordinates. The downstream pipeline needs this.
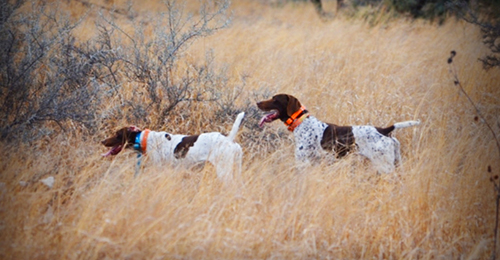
[257,94,419,173]
[102,112,245,181]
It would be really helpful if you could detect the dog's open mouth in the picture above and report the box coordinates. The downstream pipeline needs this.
[102,145,123,157]
[259,110,279,127]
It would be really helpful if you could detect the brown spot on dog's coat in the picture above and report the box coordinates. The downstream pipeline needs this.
[321,124,355,157]
[375,126,395,137]
[174,135,199,159]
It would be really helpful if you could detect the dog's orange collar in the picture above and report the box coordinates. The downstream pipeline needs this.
[285,106,308,131]
[140,129,150,154]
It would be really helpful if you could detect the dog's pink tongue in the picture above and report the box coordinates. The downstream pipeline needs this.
[259,112,278,128]
[101,150,113,157]
[101,145,122,157]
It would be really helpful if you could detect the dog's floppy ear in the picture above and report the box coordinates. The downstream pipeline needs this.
[286,95,302,116]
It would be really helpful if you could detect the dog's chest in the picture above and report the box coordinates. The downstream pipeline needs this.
[293,116,328,149]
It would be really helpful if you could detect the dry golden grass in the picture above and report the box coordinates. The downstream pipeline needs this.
[1,0,499,259]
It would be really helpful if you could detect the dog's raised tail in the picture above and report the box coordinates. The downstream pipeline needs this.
[394,120,421,129]
[227,112,245,142]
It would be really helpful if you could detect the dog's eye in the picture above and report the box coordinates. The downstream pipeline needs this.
[165,134,171,140]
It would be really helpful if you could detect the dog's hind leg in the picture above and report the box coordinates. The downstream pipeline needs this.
[393,138,401,167]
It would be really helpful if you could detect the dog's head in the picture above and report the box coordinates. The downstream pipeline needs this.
[256,94,303,127]
[101,126,142,156]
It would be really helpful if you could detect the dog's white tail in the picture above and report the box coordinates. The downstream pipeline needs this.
[394,120,421,129]
[227,112,245,142]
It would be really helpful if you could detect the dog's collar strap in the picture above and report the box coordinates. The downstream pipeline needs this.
[134,129,150,154]
[285,106,309,131]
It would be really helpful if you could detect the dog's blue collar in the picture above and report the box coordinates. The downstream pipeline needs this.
[133,131,143,152]
[134,132,143,177]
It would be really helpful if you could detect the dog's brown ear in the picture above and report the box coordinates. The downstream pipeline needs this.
[286,95,302,116]
[114,127,129,138]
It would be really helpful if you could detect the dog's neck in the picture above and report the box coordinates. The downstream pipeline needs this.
[285,106,309,131]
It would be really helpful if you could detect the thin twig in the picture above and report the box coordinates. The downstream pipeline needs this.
[447,50,500,260]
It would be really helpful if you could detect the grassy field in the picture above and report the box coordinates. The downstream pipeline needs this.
[1,0,499,259]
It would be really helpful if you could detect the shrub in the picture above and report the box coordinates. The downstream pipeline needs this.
[0,0,232,142]
[108,0,231,128]
[0,1,103,141]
